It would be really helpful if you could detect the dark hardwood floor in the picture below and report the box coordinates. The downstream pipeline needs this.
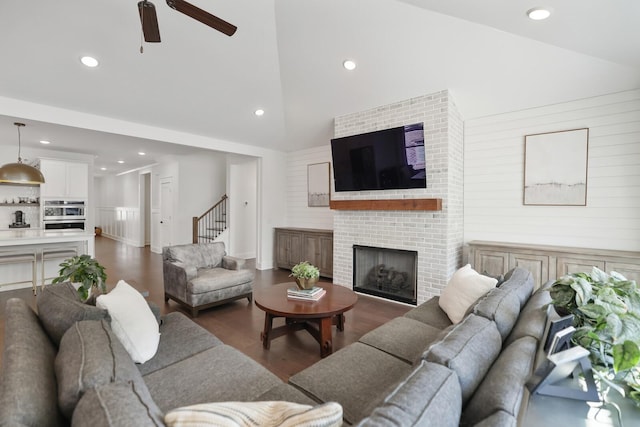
[0,236,410,381]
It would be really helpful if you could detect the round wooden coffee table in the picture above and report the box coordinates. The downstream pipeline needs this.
[254,282,358,358]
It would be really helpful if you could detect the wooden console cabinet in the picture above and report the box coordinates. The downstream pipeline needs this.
[275,228,333,278]
[466,241,640,290]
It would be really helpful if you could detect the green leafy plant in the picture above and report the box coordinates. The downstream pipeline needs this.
[52,254,107,301]
[549,267,640,405]
[290,261,320,280]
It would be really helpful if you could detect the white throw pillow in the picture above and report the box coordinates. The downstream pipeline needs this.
[439,264,498,324]
[165,401,343,427]
[96,280,160,363]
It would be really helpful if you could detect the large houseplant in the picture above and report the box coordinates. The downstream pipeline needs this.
[290,261,320,290]
[52,254,107,302]
[549,267,640,405]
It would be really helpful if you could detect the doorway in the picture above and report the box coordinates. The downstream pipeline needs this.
[160,178,174,248]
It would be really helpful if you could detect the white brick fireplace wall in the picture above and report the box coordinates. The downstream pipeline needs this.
[332,90,464,304]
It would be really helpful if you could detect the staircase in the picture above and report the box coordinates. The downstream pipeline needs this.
[192,194,228,244]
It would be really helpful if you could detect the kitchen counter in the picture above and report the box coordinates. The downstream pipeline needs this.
[0,229,93,246]
[0,229,95,292]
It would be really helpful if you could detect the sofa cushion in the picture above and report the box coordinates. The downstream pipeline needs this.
[72,381,164,427]
[505,284,552,347]
[254,384,319,405]
[358,317,442,364]
[189,268,254,294]
[289,342,413,425]
[422,314,502,404]
[55,320,147,419]
[164,401,343,427]
[96,280,161,364]
[138,312,223,376]
[144,345,282,412]
[498,267,534,308]
[461,336,538,426]
[403,297,453,330]
[356,361,462,427]
[0,298,65,427]
[37,281,111,345]
[473,288,521,341]
[470,410,517,427]
[439,264,497,324]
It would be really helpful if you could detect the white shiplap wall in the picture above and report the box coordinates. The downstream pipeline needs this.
[284,146,334,229]
[464,89,640,251]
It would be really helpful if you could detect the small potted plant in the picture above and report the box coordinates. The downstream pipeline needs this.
[52,254,107,302]
[290,261,320,290]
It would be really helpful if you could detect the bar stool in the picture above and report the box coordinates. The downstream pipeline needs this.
[41,248,78,292]
[0,250,38,295]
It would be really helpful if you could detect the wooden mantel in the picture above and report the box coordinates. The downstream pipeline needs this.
[329,198,442,211]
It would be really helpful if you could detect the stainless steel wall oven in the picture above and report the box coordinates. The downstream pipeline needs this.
[43,200,86,230]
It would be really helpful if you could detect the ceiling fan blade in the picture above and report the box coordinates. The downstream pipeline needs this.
[138,1,161,42]
[166,0,237,36]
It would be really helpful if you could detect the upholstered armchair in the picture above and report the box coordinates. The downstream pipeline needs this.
[162,242,254,317]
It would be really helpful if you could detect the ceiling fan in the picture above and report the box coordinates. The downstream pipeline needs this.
[137,0,237,43]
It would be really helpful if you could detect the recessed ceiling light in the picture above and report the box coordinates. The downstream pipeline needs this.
[138,152,146,156]
[527,8,551,20]
[100,167,107,171]
[117,160,124,164]
[80,56,99,67]
[343,60,356,71]
[254,109,265,116]
[39,140,51,145]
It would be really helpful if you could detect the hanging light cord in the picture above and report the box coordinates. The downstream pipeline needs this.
[15,122,25,164]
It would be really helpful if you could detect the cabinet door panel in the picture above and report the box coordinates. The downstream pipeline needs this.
[289,233,303,266]
[509,254,549,290]
[605,262,640,283]
[319,236,333,278]
[39,160,67,198]
[474,250,509,276]
[557,256,605,278]
[275,232,290,268]
[66,162,89,199]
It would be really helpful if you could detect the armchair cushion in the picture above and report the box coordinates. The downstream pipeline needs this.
[165,243,225,269]
[189,268,254,294]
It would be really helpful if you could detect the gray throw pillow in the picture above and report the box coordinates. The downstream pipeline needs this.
[37,282,110,346]
[72,381,163,427]
[55,320,147,419]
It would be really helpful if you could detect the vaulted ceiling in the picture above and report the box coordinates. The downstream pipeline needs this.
[0,0,638,175]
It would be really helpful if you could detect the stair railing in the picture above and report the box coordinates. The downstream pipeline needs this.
[192,194,228,244]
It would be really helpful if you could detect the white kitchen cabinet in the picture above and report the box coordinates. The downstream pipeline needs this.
[39,160,88,199]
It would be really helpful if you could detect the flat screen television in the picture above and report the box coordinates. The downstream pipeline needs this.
[331,123,426,192]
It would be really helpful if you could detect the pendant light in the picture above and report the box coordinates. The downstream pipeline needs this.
[0,122,45,185]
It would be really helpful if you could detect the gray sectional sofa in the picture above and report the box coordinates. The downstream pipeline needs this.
[288,267,551,426]
[0,267,551,426]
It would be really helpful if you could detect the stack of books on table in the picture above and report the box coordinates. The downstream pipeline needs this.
[287,286,326,301]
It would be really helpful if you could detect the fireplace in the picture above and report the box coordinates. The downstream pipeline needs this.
[353,245,417,304]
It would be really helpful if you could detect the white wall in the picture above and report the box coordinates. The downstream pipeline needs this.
[284,146,333,229]
[94,173,141,246]
[228,158,257,258]
[464,89,640,252]
[175,152,227,245]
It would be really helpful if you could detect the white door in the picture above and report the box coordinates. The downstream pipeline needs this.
[160,178,173,248]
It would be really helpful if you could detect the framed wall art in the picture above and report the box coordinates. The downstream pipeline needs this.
[524,128,589,206]
[308,162,330,207]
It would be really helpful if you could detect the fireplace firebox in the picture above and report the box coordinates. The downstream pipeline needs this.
[353,245,417,305]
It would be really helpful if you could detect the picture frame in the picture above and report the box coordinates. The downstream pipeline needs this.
[308,162,330,207]
[524,128,589,206]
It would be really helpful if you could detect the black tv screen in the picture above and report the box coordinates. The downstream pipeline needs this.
[331,123,426,192]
